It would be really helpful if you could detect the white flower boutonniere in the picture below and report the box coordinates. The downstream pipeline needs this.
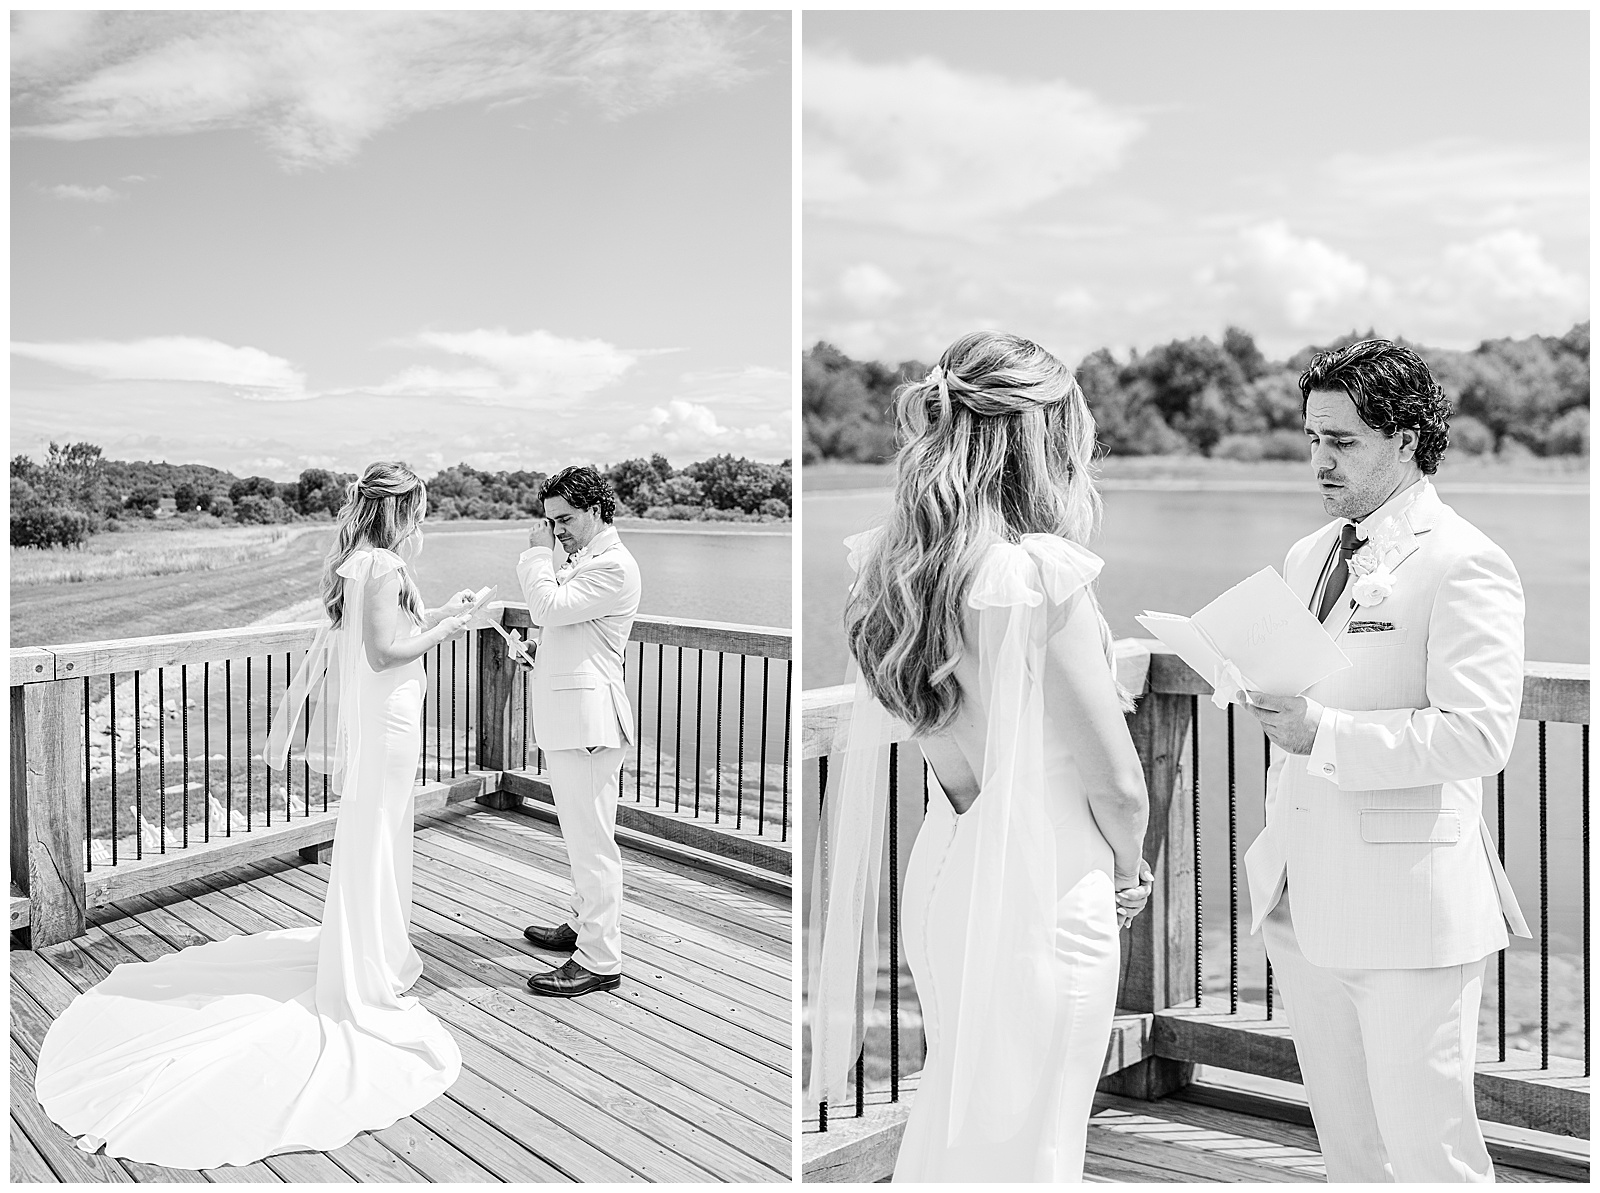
[1347,522,1404,607]
[1351,571,1395,607]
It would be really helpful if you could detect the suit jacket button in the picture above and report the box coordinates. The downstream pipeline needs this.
[1321,763,1335,776]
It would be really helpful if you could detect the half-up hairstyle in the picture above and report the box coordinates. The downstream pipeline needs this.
[322,461,428,628]
[541,465,617,522]
[846,330,1124,734]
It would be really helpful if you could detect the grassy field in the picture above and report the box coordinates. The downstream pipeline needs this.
[11,524,324,587]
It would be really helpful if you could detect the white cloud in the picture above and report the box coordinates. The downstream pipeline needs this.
[1438,229,1584,305]
[1209,220,1391,329]
[839,262,903,311]
[804,51,1142,233]
[373,327,648,406]
[12,11,759,170]
[10,336,305,393]
[628,398,779,455]
[44,182,121,202]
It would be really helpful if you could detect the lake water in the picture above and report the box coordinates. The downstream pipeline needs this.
[803,481,1589,1059]
[412,521,791,629]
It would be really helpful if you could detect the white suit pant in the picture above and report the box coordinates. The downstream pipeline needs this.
[1264,887,1493,1183]
[546,746,626,975]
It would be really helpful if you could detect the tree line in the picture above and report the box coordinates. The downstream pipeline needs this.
[11,450,791,549]
[803,323,1590,464]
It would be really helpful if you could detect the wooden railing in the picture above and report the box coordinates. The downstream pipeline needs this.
[800,643,1589,1176]
[11,607,793,948]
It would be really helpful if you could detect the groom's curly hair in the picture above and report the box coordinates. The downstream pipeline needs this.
[541,465,617,523]
[1298,339,1451,475]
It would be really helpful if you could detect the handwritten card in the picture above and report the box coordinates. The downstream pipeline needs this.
[1136,567,1351,707]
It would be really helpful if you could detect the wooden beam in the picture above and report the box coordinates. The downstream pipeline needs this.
[40,623,320,681]
[1521,662,1590,725]
[1152,1003,1590,1139]
[10,649,55,686]
[497,605,792,659]
[473,626,524,808]
[10,891,30,930]
[12,681,85,946]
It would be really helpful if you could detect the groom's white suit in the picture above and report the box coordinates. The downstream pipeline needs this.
[519,525,641,976]
[1244,477,1530,1182]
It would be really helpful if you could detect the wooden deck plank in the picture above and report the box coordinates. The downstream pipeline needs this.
[257,858,790,1129]
[10,1037,136,1183]
[181,873,701,1183]
[239,853,790,1176]
[404,842,792,1067]
[13,1113,62,1183]
[408,833,793,1030]
[1088,1106,1323,1182]
[412,826,791,997]
[443,811,789,955]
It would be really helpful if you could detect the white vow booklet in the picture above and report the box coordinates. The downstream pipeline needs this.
[1135,567,1351,708]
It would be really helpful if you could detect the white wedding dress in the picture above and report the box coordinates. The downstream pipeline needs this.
[35,548,462,1169]
[808,532,1120,1183]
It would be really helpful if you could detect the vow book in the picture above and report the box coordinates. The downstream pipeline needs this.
[1135,567,1351,708]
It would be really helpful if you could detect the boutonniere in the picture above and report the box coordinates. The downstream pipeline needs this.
[1348,523,1404,608]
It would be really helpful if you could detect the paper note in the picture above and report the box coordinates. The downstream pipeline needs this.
[1136,567,1351,707]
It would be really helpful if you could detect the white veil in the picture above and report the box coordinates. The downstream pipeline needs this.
[806,529,1105,1146]
[267,549,407,793]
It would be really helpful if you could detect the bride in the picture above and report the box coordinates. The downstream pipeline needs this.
[35,461,477,1169]
[808,331,1155,1182]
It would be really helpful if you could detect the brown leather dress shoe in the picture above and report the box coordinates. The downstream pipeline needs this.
[526,959,622,998]
[523,923,578,951]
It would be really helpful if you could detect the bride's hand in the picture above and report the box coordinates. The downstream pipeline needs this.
[1114,858,1155,930]
[435,613,473,641]
[440,588,476,614]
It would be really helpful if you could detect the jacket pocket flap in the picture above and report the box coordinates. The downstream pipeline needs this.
[1342,626,1409,647]
[552,673,599,691]
[1360,808,1461,843]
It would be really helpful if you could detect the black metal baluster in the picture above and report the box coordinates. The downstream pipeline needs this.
[246,658,254,832]
[134,670,143,860]
[465,630,472,770]
[264,655,272,828]
[714,651,725,824]
[888,742,900,1102]
[433,645,442,783]
[817,750,830,1134]
[1227,702,1237,1016]
[181,666,189,849]
[1583,723,1590,1079]
[226,659,234,836]
[157,669,166,854]
[521,659,529,771]
[674,645,684,813]
[654,642,665,807]
[110,673,119,864]
[758,656,771,836]
[83,678,92,876]
[294,652,307,817]
[694,649,705,818]
[635,640,645,801]
[1192,694,1202,1007]
[1539,720,1548,1070]
[450,639,457,778]
[1264,732,1271,1020]
[1498,768,1506,1062]
[736,655,748,830]
[782,659,792,843]
[203,663,211,843]
[855,1052,864,1119]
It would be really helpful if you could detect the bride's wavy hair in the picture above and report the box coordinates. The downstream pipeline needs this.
[322,462,427,629]
[846,330,1125,734]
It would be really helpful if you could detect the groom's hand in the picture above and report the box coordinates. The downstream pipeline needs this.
[1243,691,1323,755]
[527,519,555,550]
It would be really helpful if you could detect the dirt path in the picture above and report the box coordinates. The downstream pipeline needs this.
[11,529,336,648]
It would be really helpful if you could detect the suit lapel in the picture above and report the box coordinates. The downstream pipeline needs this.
[1326,483,1441,638]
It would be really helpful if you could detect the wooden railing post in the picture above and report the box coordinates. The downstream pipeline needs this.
[11,679,86,947]
[1102,661,1197,1099]
[474,623,522,810]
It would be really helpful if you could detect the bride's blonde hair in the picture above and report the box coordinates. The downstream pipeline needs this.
[846,330,1123,734]
[322,462,427,628]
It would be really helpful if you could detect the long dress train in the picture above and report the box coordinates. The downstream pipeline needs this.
[34,548,461,1169]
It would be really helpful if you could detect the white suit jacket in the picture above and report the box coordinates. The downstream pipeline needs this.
[517,526,641,753]
[1243,479,1531,969]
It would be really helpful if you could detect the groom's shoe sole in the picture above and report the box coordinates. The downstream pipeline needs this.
[525,971,622,998]
[523,924,578,951]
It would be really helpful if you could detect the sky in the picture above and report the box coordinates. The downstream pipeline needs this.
[804,11,1589,366]
[11,10,791,479]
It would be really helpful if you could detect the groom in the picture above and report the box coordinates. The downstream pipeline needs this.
[517,465,641,998]
[1241,340,1530,1182]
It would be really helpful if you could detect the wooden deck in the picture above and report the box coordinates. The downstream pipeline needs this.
[10,803,792,1183]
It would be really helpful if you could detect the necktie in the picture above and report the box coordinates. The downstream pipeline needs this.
[1315,523,1365,623]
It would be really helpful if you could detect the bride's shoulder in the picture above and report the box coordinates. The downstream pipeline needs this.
[842,526,884,573]
[336,546,407,581]
[967,534,1104,609]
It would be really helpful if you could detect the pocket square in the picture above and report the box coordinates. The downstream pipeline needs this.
[1347,620,1396,633]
